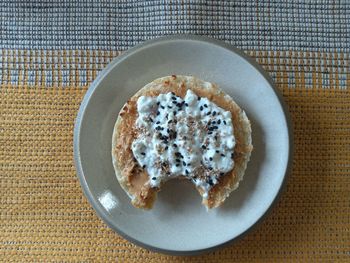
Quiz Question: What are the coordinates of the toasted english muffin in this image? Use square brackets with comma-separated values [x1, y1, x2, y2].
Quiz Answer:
[112, 75, 252, 209]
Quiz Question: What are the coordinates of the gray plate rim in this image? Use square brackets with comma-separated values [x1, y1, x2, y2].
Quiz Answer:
[73, 34, 294, 256]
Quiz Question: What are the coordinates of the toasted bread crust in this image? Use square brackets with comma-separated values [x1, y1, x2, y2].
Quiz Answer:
[112, 75, 252, 209]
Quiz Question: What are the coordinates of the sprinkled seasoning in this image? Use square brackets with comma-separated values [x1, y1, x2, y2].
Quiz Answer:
[131, 89, 236, 196]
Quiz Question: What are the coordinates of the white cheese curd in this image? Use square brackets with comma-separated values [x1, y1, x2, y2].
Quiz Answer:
[131, 89, 236, 198]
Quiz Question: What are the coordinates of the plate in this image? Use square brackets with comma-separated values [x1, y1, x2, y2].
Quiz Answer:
[74, 35, 292, 255]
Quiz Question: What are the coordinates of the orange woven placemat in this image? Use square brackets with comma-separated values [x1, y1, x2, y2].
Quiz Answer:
[0, 49, 349, 262]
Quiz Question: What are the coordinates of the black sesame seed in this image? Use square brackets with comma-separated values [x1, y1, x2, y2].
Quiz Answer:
[155, 126, 161, 131]
[165, 146, 168, 150]
[185, 170, 189, 175]
[220, 172, 225, 176]
[212, 111, 217, 116]
[221, 154, 225, 157]
[208, 179, 214, 186]
[216, 150, 220, 153]
[156, 111, 160, 115]
[160, 105, 165, 109]
[217, 120, 221, 124]
[231, 153, 234, 158]
[172, 96, 177, 100]
[167, 128, 170, 133]
[157, 102, 160, 105]
[167, 106, 172, 109]
[200, 106, 203, 111]
[183, 135, 186, 139]
[173, 143, 177, 147]
[176, 158, 180, 162]
[172, 100, 177, 104]
[143, 165, 146, 168]
[209, 157, 213, 161]
[206, 111, 211, 116]
[173, 111, 177, 115]
[176, 164, 180, 167]
[182, 161, 186, 166]
[171, 92, 175, 95]
[197, 96, 201, 101]
[156, 121, 160, 124]
[208, 167, 213, 170]
[208, 132, 213, 135]
[185, 103, 188, 107]
[175, 152, 181, 157]
[166, 114, 169, 119]
[168, 119, 173, 124]
[152, 177, 156, 180]
[213, 126, 218, 130]
[223, 120, 227, 125]
[202, 145, 206, 150]
[141, 152, 146, 156]
[212, 121, 216, 125]
[149, 117, 153, 122]
[204, 104, 208, 108]
[176, 103, 181, 107]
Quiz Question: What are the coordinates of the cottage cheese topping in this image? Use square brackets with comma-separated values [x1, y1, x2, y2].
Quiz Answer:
[131, 89, 236, 198]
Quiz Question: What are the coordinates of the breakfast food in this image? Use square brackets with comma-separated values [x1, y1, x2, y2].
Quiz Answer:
[112, 75, 252, 209]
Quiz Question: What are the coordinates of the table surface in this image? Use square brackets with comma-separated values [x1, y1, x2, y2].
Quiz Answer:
[1, 1, 349, 262]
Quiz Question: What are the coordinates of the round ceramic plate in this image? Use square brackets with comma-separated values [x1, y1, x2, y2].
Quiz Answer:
[74, 35, 292, 255]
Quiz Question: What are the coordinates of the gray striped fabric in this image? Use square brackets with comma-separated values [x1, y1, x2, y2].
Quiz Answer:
[1, 0, 349, 52]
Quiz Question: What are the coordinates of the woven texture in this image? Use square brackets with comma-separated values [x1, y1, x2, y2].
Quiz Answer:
[1, 1, 350, 262]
